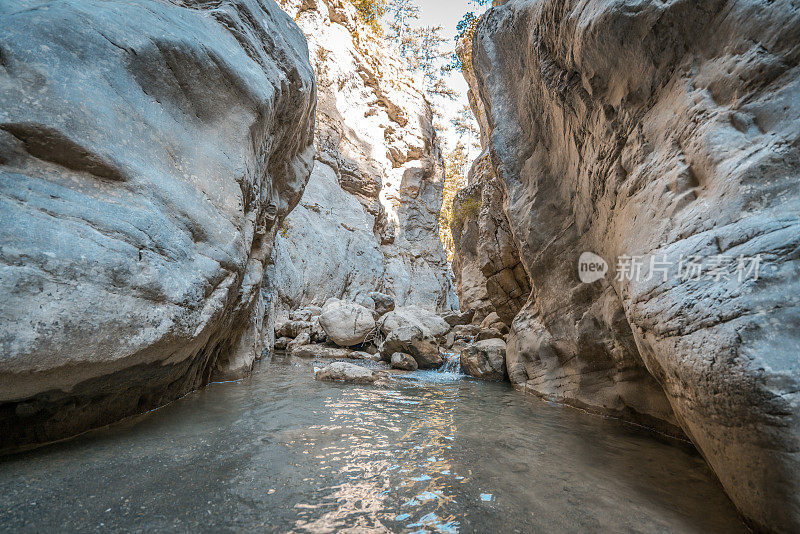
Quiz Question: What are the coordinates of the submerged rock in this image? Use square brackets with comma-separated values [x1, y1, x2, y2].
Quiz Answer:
[314, 362, 384, 384]
[291, 344, 352, 360]
[460, 339, 507, 381]
[0, 0, 316, 450]
[318, 300, 376, 347]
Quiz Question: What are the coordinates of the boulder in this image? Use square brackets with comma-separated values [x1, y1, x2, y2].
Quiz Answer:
[289, 306, 322, 321]
[274, 337, 292, 351]
[369, 291, 395, 316]
[380, 325, 442, 369]
[460, 339, 507, 381]
[379, 305, 450, 341]
[477, 328, 504, 342]
[291, 344, 352, 360]
[286, 332, 311, 354]
[275, 319, 314, 339]
[314, 362, 384, 384]
[390, 352, 418, 371]
[0, 0, 316, 450]
[318, 300, 376, 347]
[442, 309, 475, 328]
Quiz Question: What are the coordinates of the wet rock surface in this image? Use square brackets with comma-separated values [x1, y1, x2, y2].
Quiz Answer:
[314, 361, 384, 384]
[460, 339, 507, 381]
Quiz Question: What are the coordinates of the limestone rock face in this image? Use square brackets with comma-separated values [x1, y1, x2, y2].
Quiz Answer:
[318, 299, 376, 347]
[451, 156, 531, 326]
[0, 0, 316, 450]
[270, 0, 457, 314]
[467, 0, 800, 530]
[450, 32, 531, 327]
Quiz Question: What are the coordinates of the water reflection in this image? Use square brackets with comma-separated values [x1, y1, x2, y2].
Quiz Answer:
[0, 357, 746, 533]
[290, 383, 464, 533]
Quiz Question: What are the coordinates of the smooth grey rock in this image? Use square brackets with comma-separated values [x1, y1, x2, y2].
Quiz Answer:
[291, 344, 351, 360]
[467, 0, 800, 529]
[379, 305, 450, 341]
[318, 300, 376, 347]
[0, 0, 316, 451]
[314, 362, 382, 384]
[460, 339, 507, 381]
[390, 352, 418, 371]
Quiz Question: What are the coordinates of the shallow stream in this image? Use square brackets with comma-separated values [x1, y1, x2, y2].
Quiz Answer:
[0, 354, 746, 532]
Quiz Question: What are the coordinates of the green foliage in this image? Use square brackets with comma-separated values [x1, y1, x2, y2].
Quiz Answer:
[452, 197, 481, 229]
[278, 219, 291, 238]
[438, 142, 470, 261]
[385, 0, 420, 58]
[350, 0, 387, 35]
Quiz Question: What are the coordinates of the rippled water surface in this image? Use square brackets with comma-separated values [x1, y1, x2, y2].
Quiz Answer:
[0, 355, 745, 533]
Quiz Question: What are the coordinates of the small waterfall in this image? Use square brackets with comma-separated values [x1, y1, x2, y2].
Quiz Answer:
[438, 351, 462, 377]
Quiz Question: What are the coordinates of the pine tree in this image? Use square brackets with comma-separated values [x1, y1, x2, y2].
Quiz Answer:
[385, 0, 420, 58]
[438, 142, 470, 262]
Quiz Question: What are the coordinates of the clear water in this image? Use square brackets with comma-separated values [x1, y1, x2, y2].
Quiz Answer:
[0, 355, 746, 533]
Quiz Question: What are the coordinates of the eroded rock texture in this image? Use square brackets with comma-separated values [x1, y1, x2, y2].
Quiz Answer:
[451, 33, 530, 326]
[0, 0, 316, 450]
[270, 0, 457, 315]
[466, 0, 800, 530]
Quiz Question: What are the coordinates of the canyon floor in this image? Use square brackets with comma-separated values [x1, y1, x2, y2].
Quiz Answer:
[0, 354, 745, 533]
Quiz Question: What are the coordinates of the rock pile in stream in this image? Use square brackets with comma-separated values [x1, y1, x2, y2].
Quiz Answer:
[456, 0, 800, 530]
[0, 0, 316, 451]
[274, 298, 508, 380]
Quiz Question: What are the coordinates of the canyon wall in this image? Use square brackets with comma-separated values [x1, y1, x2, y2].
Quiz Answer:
[270, 0, 457, 315]
[461, 0, 800, 531]
[450, 33, 531, 326]
[0, 0, 316, 450]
